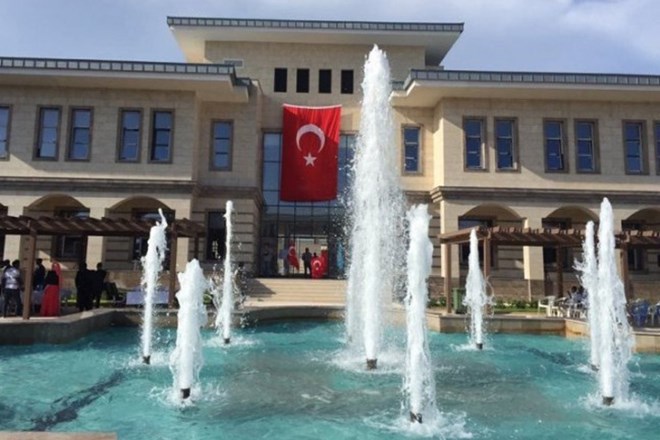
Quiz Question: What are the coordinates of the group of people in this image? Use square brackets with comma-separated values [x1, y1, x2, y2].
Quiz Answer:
[1, 258, 62, 317]
[260, 243, 328, 278]
[0, 258, 109, 318]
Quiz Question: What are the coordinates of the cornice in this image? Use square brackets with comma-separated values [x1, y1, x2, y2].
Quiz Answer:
[430, 186, 660, 205]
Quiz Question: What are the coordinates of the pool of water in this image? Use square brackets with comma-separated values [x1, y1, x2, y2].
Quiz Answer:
[1, 322, 659, 439]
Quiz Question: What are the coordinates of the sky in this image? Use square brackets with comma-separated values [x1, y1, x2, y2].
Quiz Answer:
[1, 0, 660, 74]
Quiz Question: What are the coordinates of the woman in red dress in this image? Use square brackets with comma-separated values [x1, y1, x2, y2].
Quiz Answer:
[40, 270, 60, 317]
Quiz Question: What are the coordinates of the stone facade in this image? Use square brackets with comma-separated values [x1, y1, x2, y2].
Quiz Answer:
[0, 17, 658, 299]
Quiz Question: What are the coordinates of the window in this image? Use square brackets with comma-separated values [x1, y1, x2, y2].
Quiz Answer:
[274, 68, 287, 93]
[0, 106, 9, 159]
[53, 208, 90, 261]
[211, 121, 233, 170]
[656, 122, 660, 175]
[118, 110, 141, 162]
[403, 126, 421, 173]
[542, 218, 572, 270]
[495, 118, 517, 170]
[623, 121, 645, 174]
[319, 69, 332, 94]
[150, 110, 173, 162]
[622, 221, 645, 271]
[296, 68, 309, 93]
[464, 118, 485, 170]
[341, 70, 354, 94]
[544, 120, 566, 172]
[35, 107, 61, 159]
[206, 211, 227, 260]
[575, 120, 598, 172]
[67, 108, 92, 161]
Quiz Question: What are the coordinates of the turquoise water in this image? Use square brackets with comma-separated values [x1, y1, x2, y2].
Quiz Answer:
[1, 322, 659, 439]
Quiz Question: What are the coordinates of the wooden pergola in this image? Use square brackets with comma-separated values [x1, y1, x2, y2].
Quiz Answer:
[439, 226, 660, 313]
[0, 214, 205, 319]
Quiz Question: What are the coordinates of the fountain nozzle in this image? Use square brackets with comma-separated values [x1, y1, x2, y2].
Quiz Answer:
[142, 355, 151, 365]
[602, 396, 614, 406]
[590, 364, 599, 372]
[366, 359, 377, 370]
[476, 343, 483, 350]
[409, 412, 423, 424]
[181, 388, 191, 399]
[223, 337, 231, 345]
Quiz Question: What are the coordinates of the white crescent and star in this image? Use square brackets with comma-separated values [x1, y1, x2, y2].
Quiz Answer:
[296, 124, 325, 166]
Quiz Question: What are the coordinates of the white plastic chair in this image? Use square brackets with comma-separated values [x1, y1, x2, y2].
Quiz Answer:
[538, 295, 556, 316]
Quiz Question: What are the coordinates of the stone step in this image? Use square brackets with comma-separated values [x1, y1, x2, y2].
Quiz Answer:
[246, 278, 347, 304]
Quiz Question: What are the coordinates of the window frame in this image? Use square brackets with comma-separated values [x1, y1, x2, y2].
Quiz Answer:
[494, 117, 519, 172]
[209, 119, 234, 171]
[205, 210, 227, 261]
[402, 125, 423, 175]
[148, 109, 174, 164]
[463, 116, 487, 171]
[274, 67, 287, 93]
[543, 118, 568, 173]
[622, 120, 648, 175]
[52, 207, 90, 262]
[34, 106, 62, 161]
[318, 69, 332, 94]
[574, 119, 600, 174]
[655, 121, 660, 176]
[117, 108, 143, 163]
[66, 107, 93, 162]
[340, 69, 354, 94]
[0, 104, 11, 161]
[296, 68, 310, 93]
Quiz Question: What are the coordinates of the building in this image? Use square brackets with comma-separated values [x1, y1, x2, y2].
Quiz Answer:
[0, 17, 658, 298]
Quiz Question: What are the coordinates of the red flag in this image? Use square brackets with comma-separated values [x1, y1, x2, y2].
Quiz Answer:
[280, 104, 341, 201]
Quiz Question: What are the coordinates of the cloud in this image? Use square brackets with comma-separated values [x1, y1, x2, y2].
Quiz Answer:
[1, 0, 659, 73]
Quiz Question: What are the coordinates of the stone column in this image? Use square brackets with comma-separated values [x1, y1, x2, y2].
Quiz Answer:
[85, 206, 107, 267]
[523, 217, 545, 301]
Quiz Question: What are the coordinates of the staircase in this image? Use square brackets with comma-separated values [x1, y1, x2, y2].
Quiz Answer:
[245, 278, 346, 307]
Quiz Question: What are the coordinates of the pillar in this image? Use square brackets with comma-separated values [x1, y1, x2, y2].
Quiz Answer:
[523, 217, 545, 301]
[85, 206, 106, 267]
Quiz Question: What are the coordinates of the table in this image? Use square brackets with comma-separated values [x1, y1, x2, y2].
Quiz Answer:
[126, 287, 169, 306]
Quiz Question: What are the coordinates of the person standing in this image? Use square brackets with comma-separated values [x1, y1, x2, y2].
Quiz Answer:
[92, 262, 107, 308]
[302, 248, 312, 277]
[75, 262, 94, 311]
[33, 258, 46, 292]
[2, 260, 23, 317]
[40, 270, 61, 317]
[261, 244, 273, 277]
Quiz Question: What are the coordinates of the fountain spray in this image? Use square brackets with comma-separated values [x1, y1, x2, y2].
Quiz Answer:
[404, 205, 438, 424]
[596, 198, 634, 406]
[575, 221, 600, 371]
[464, 229, 491, 350]
[345, 45, 405, 370]
[139, 209, 168, 365]
[169, 259, 208, 400]
[214, 201, 234, 344]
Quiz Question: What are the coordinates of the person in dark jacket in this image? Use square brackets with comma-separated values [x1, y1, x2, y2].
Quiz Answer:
[33, 258, 46, 292]
[92, 262, 107, 308]
[75, 262, 94, 311]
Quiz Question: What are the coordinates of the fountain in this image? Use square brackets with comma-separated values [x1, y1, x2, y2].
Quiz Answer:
[403, 204, 438, 424]
[576, 221, 600, 371]
[594, 198, 634, 406]
[345, 45, 405, 369]
[213, 200, 234, 345]
[139, 208, 168, 365]
[169, 259, 208, 400]
[463, 228, 491, 350]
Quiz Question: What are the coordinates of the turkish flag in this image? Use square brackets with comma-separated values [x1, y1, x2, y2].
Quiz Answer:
[280, 104, 341, 201]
